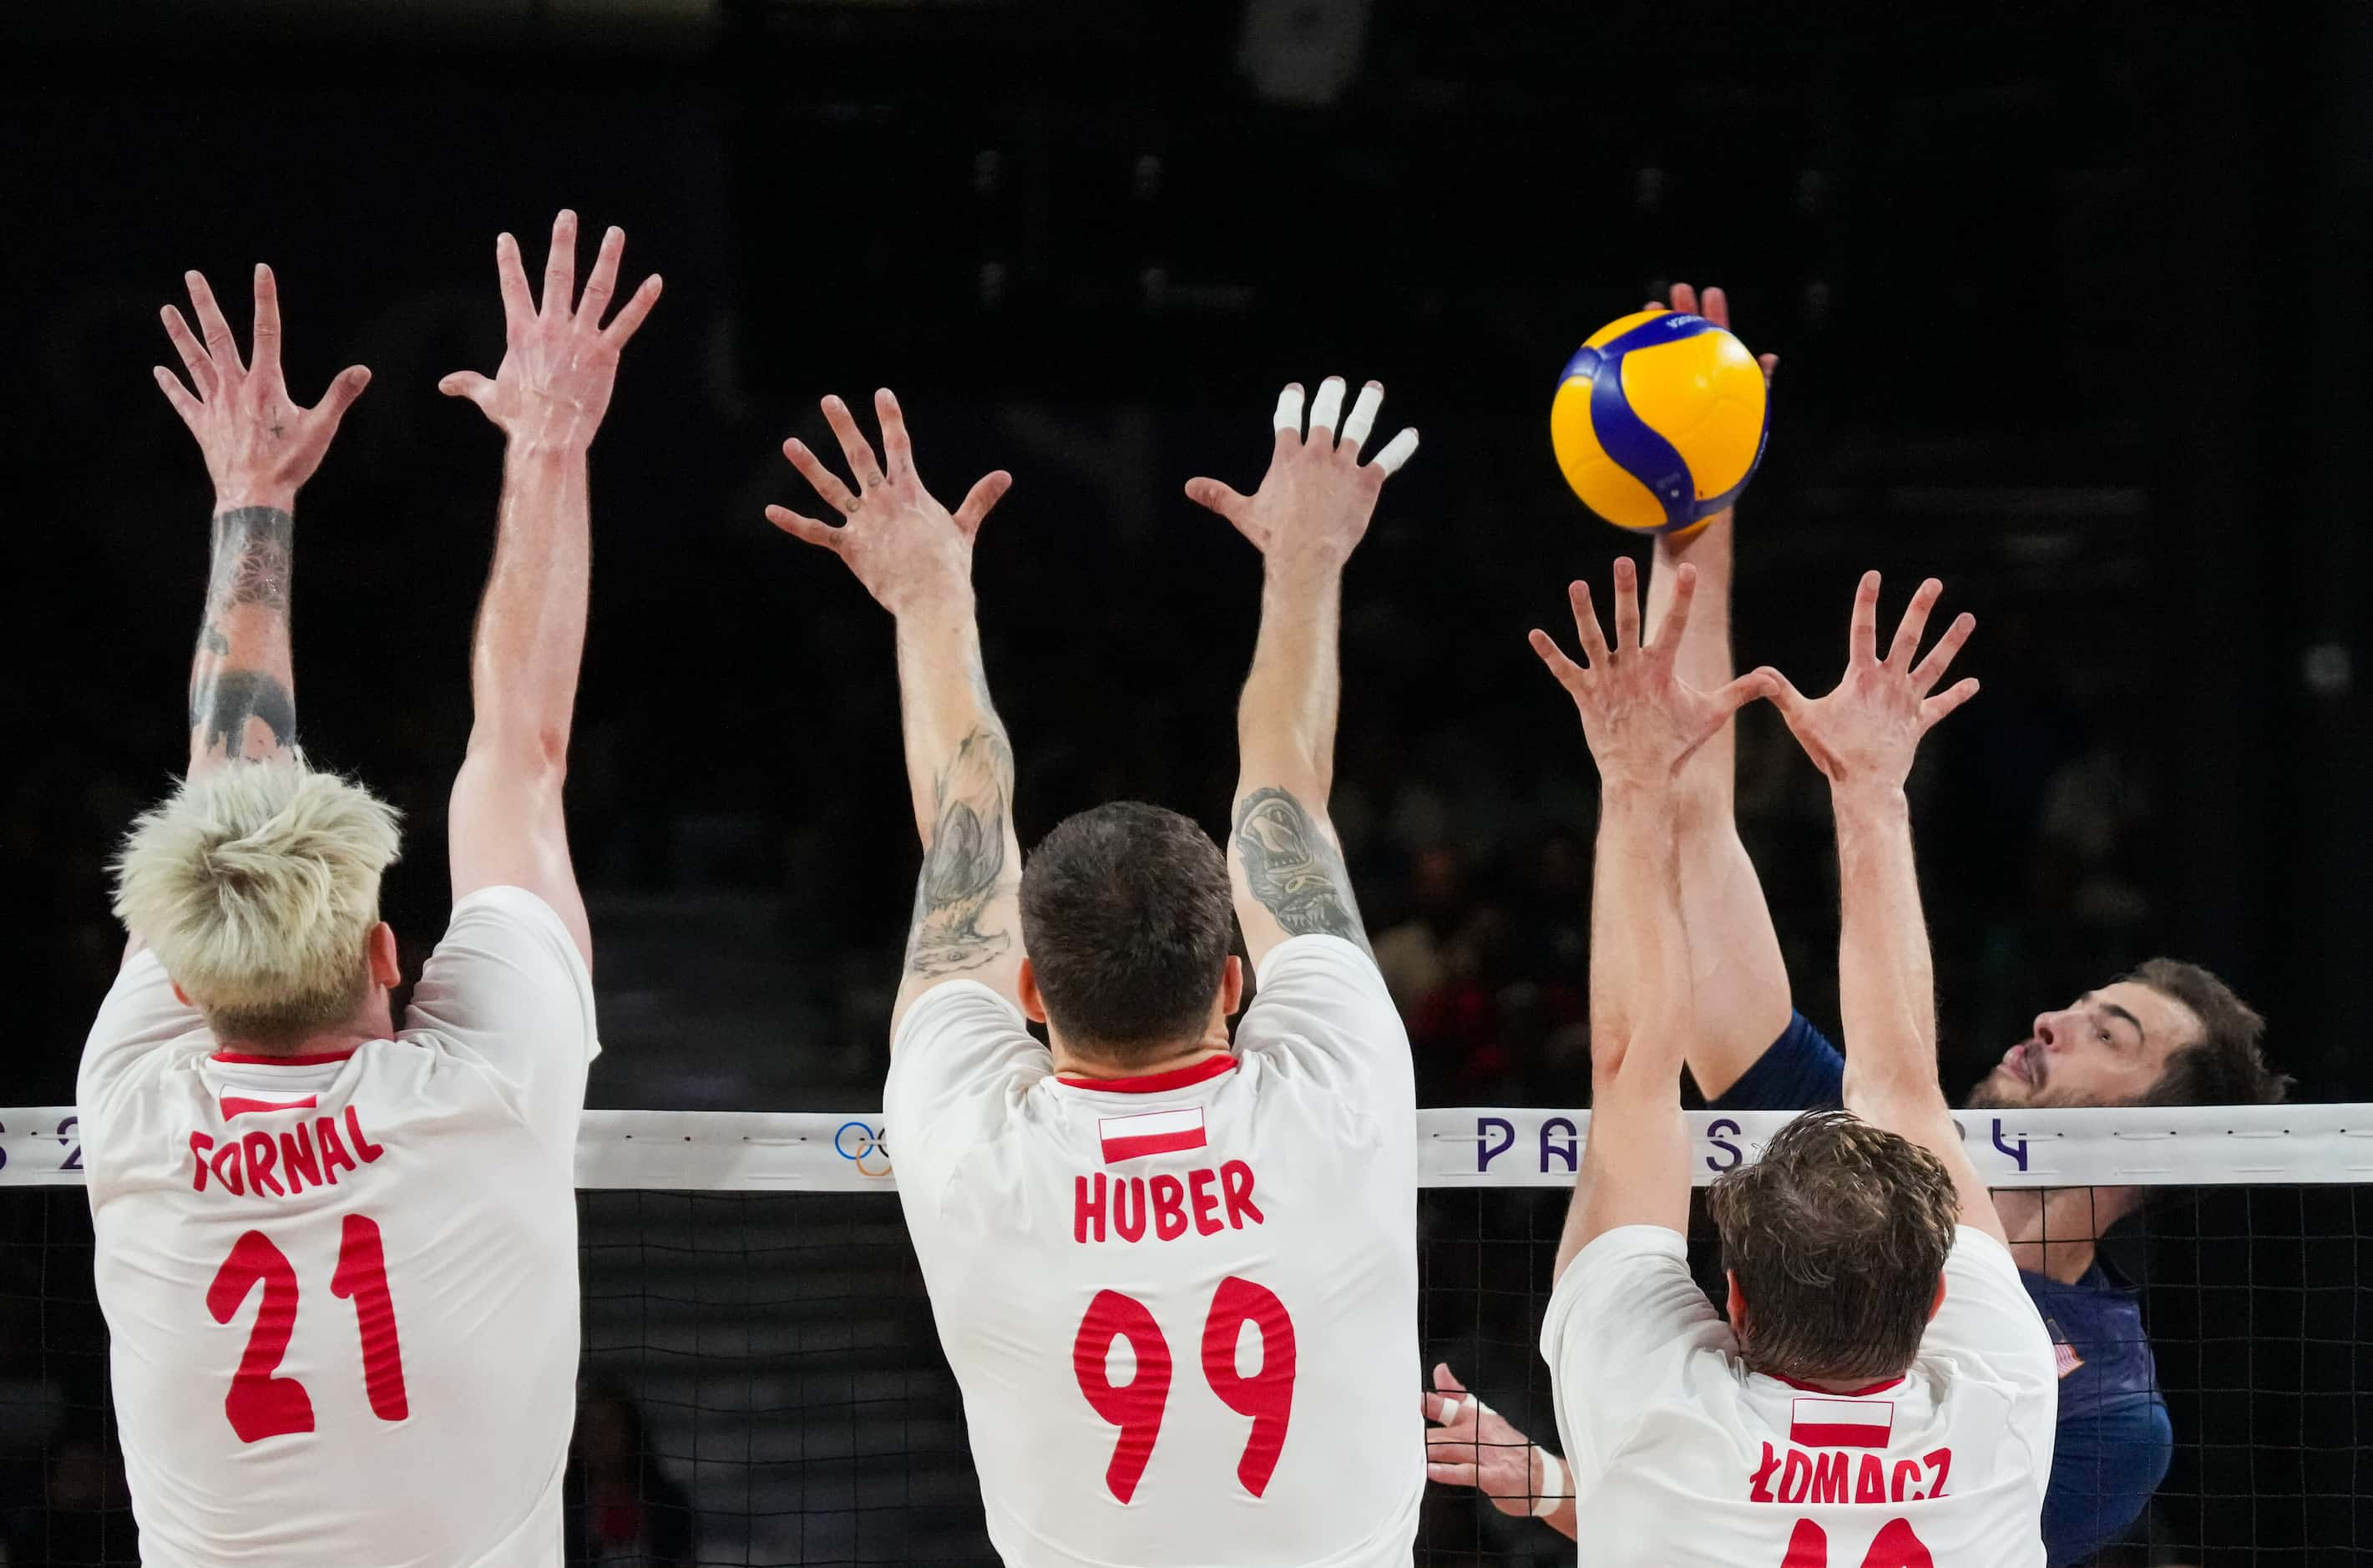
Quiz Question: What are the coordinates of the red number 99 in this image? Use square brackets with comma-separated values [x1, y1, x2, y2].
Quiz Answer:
[1072, 1276, 1298, 1504]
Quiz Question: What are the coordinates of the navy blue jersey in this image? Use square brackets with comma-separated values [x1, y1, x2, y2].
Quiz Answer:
[1708, 1016, 2172, 1566]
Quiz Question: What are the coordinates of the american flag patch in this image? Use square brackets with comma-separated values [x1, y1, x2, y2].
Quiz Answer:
[1098, 1106, 1207, 1164]
[222, 1094, 318, 1120]
[1789, 1397, 1895, 1449]
[2053, 1341, 2084, 1378]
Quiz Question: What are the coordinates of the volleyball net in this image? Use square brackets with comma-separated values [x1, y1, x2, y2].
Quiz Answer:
[3, 1105, 2366, 1564]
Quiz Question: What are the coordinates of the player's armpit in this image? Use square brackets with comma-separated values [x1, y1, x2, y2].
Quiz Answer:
[448, 746, 592, 969]
[1228, 785, 1371, 968]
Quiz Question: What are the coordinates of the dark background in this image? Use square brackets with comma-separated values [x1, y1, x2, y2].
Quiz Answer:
[3, 1, 2368, 1563]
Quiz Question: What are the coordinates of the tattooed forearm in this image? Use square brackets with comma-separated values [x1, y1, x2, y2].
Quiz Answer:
[205, 506, 295, 611]
[1232, 786, 1372, 953]
[187, 504, 296, 765]
[190, 669, 296, 761]
[903, 725, 1017, 977]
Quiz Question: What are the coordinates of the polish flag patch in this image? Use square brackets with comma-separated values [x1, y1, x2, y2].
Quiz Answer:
[222, 1094, 318, 1121]
[1098, 1106, 1207, 1164]
[1789, 1397, 1895, 1449]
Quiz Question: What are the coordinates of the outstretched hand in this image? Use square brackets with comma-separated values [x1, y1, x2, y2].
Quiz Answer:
[154, 265, 370, 506]
[1756, 572, 1979, 790]
[1646, 281, 1778, 386]
[440, 210, 662, 450]
[1185, 376, 1418, 574]
[767, 388, 1013, 616]
[1530, 557, 1771, 788]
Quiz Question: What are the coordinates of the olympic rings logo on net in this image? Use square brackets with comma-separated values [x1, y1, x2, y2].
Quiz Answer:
[833, 1121, 893, 1178]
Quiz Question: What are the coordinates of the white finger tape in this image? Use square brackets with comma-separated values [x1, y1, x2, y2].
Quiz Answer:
[1441, 1396, 1467, 1424]
[1272, 383, 1305, 434]
[1340, 381, 1383, 453]
[1308, 376, 1347, 434]
[1371, 426, 1419, 475]
[1533, 1451, 1569, 1518]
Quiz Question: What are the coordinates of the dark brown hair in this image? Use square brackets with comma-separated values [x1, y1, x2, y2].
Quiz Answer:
[1019, 802, 1234, 1062]
[2124, 958, 2289, 1107]
[1706, 1109, 1961, 1384]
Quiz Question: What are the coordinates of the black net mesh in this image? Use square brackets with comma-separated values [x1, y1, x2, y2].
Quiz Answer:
[3, 1168, 2365, 1564]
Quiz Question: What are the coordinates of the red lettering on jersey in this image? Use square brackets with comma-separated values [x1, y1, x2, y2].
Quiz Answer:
[1780, 1518, 1828, 1568]
[1890, 1459, 1923, 1501]
[1749, 1441, 1780, 1501]
[210, 1136, 247, 1196]
[1778, 1448, 1811, 1505]
[1855, 1453, 1886, 1503]
[1188, 1168, 1223, 1236]
[1151, 1175, 1187, 1241]
[1219, 1160, 1262, 1227]
[1811, 1450, 1849, 1504]
[1864, 1517, 1936, 1568]
[1114, 1176, 1148, 1242]
[1920, 1448, 1951, 1500]
[1075, 1174, 1107, 1242]
[345, 1105, 385, 1163]
[316, 1116, 357, 1180]
[190, 1131, 215, 1192]
[281, 1124, 321, 1194]
[241, 1131, 285, 1196]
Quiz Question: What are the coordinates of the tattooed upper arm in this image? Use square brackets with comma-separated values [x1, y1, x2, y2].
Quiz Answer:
[1232, 786, 1372, 959]
[901, 724, 1020, 984]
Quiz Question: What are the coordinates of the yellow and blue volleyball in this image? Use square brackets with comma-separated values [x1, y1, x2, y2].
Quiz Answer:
[1549, 308, 1769, 534]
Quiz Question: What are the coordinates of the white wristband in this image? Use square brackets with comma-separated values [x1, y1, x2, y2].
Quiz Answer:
[1533, 1450, 1568, 1518]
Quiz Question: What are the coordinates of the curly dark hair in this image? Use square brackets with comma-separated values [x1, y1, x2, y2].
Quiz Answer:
[2123, 958, 2290, 1106]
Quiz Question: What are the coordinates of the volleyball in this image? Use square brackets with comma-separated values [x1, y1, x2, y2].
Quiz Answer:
[1549, 308, 1769, 534]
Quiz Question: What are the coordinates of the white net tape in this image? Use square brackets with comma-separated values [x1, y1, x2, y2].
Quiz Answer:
[4, 1102, 2366, 1191]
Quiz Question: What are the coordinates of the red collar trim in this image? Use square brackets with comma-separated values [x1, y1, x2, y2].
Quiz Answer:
[212, 1049, 360, 1067]
[1768, 1371, 1907, 1398]
[1055, 1055, 1239, 1094]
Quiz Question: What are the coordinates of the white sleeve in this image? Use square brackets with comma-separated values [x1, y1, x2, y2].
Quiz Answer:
[1232, 934, 1413, 1110]
[78, 948, 210, 1114]
[883, 981, 1050, 1200]
[399, 886, 598, 1141]
[1923, 1226, 2061, 1408]
[1540, 1224, 1727, 1491]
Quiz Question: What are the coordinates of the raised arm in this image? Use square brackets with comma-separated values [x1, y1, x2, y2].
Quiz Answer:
[153, 265, 370, 778]
[769, 389, 1020, 1034]
[1185, 377, 1417, 968]
[1530, 559, 1769, 1279]
[438, 211, 663, 968]
[1638, 283, 1794, 1100]
[1758, 573, 1998, 1238]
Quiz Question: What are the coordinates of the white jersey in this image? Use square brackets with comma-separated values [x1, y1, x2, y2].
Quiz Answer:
[78, 887, 597, 1568]
[885, 933, 1421, 1568]
[1541, 1225, 2059, 1568]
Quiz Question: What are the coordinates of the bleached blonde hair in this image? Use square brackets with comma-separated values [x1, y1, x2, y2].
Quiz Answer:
[113, 753, 402, 1045]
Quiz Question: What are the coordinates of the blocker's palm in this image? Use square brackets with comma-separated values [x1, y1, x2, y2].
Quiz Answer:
[767, 388, 1013, 615]
[1184, 376, 1418, 572]
[441, 210, 662, 450]
[1530, 556, 1770, 787]
[154, 265, 370, 504]
[1757, 572, 1979, 789]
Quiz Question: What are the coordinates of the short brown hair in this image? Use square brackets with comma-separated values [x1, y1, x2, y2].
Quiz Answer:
[1019, 802, 1233, 1062]
[2124, 958, 2290, 1107]
[1706, 1110, 1961, 1384]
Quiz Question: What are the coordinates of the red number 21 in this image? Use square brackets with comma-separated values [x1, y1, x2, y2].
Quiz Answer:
[207, 1215, 410, 1442]
[1073, 1275, 1296, 1503]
